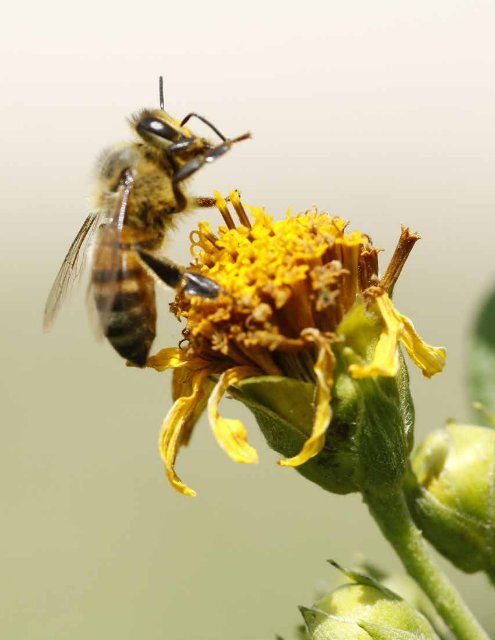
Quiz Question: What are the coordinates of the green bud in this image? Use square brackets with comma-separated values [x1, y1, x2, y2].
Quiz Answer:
[350, 561, 448, 638]
[299, 563, 439, 640]
[407, 422, 495, 578]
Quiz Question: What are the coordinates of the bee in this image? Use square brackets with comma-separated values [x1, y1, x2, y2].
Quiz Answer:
[44, 78, 250, 366]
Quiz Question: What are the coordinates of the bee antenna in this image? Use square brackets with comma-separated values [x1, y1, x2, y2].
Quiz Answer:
[180, 112, 227, 141]
[159, 76, 165, 111]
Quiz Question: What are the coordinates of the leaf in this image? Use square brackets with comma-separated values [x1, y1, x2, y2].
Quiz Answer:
[469, 287, 495, 425]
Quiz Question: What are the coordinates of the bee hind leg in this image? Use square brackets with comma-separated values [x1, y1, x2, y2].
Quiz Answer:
[136, 250, 222, 298]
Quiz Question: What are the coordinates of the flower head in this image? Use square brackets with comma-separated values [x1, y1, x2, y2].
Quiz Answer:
[149, 191, 446, 495]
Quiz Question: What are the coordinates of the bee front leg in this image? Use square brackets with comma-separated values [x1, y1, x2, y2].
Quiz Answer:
[136, 250, 222, 298]
[172, 141, 232, 184]
[193, 192, 240, 208]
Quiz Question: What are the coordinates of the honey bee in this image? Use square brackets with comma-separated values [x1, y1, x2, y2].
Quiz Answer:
[44, 78, 250, 366]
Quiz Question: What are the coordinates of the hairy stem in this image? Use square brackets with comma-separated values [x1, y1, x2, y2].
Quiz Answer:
[364, 489, 489, 640]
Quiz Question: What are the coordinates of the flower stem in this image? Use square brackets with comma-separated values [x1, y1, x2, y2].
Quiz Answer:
[363, 489, 489, 640]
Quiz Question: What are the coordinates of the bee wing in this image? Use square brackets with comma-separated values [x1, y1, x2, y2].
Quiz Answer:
[43, 213, 100, 331]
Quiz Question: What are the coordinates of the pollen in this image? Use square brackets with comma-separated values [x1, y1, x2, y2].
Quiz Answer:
[179, 193, 377, 376]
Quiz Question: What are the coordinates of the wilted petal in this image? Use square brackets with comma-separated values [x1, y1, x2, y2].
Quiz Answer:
[208, 366, 261, 463]
[147, 347, 188, 371]
[350, 293, 445, 380]
[159, 369, 212, 496]
[349, 294, 401, 379]
[279, 329, 335, 467]
[399, 313, 446, 378]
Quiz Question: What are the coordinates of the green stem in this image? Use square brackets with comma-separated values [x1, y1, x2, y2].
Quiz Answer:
[363, 489, 489, 640]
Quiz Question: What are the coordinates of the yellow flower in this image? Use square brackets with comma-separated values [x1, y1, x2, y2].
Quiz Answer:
[148, 191, 446, 495]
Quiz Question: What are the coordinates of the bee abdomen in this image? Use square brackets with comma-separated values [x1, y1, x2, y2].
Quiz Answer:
[105, 308, 155, 366]
[92, 267, 142, 283]
[92, 253, 157, 367]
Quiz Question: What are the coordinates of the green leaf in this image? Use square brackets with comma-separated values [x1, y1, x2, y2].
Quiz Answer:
[469, 287, 495, 425]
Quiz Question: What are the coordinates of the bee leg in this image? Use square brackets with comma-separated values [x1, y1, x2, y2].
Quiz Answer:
[136, 250, 222, 298]
[172, 141, 233, 184]
[165, 140, 200, 213]
[182, 271, 222, 298]
[193, 196, 217, 208]
[193, 191, 240, 208]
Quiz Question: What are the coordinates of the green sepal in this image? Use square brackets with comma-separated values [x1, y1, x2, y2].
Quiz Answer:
[232, 350, 415, 496]
[300, 607, 371, 639]
[231, 375, 359, 494]
[356, 621, 433, 640]
[327, 560, 400, 601]
[339, 360, 414, 496]
[469, 287, 495, 425]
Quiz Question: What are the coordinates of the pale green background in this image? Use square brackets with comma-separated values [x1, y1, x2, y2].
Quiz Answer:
[2, 1, 495, 638]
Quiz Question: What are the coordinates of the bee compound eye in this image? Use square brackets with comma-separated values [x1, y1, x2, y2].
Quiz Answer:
[137, 117, 181, 143]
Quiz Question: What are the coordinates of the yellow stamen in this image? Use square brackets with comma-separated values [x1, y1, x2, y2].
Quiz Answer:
[214, 191, 236, 229]
[229, 189, 252, 228]
[208, 366, 262, 464]
[279, 329, 336, 467]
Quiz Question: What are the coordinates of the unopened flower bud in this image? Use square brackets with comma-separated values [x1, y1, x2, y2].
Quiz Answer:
[350, 561, 448, 637]
[407, 422, 495, 578]
[299, 562, 439, 639]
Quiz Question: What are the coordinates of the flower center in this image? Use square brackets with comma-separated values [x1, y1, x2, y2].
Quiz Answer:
[173, 191, 380, 380]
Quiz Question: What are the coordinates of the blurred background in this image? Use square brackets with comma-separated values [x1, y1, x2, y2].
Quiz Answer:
[2, 1, 495, 638]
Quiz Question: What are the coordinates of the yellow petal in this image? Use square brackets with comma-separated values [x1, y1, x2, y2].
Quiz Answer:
[172, 367, 216, 445]
[279, 329, 335, 467]
[398, 312, 446, 378]
[349, 294, 402, 378]
[207, 367, 261, 464]
[146, 347, 188, 371]
[350, 292, 446, 379]
[159, 369, 211, 496]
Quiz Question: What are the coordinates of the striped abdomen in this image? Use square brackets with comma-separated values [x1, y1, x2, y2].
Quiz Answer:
[92, 247, 156, 367]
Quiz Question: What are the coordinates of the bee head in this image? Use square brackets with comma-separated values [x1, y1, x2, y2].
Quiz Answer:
[130, 109, 203, 150]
